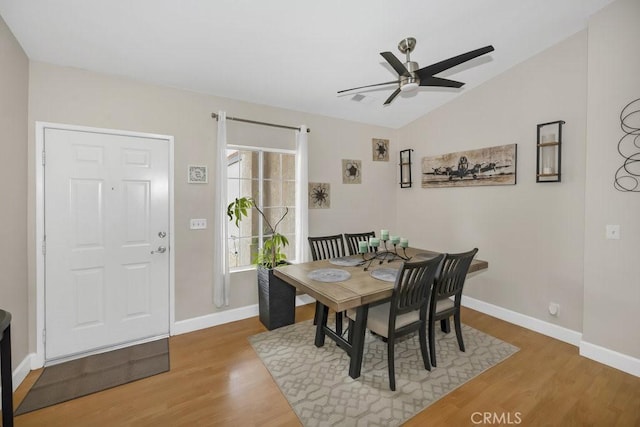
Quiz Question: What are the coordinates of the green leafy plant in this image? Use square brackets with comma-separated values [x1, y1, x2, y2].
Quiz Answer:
[227, 196, 289, 269]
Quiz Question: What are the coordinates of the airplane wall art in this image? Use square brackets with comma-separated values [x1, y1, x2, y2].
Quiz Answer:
[422, 143, 517, 188]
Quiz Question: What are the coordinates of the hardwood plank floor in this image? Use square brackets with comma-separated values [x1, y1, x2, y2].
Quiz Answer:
[8, 305, 640, 426]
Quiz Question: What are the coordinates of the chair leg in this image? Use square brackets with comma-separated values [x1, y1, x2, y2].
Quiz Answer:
[440, 318, 451, 333]
[419, 323, 431, 371]
[335, 311, 343, 336]
[388, 338, 396, 391]
[454, 312, 465, 352]
[347, 318, 354, 343]
[428, 319, 437, 367]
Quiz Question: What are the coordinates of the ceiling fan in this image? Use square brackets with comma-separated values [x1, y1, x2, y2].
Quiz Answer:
[338, 37, 494, 105]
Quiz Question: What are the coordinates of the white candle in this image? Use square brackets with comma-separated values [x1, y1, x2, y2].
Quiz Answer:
[542, 146, 556, 174]
[402, 165, 410, 183]
[399, 238, 408, 248]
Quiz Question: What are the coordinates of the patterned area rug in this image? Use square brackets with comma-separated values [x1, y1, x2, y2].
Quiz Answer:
[249, 320, 518, 427]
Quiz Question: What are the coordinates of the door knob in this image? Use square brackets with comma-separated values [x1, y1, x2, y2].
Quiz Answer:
[151, 246, 167, 254]
[158, 231, 167, 238]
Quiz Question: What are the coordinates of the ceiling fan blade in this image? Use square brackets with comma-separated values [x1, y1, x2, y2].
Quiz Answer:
[419, 76, 465, 88]
[380, 52, 410, 77]
[337, 80, 399, 94]
[383, 88, 401, 105]
[416, 45, 495, 79]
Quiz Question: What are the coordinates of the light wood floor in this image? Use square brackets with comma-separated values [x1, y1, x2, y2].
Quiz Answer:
[7, 305, 640, 426]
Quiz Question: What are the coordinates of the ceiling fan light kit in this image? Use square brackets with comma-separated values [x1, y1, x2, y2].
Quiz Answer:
[400, 82, 419, 92]
[338, 37, 495, 105]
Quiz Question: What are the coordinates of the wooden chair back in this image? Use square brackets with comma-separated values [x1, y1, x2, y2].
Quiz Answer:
[431, 248, 478, 302]
[391, 255, 444, 319]
[343, 231, 376, 255]
[308, 234, 346, 261]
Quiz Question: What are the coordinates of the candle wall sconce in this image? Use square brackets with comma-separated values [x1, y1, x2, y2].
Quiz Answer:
[536, 120, 564, 183]
[400, 149, 414, 188]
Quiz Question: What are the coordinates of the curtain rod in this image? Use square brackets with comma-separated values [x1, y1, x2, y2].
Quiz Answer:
[211, 113, 310, 133]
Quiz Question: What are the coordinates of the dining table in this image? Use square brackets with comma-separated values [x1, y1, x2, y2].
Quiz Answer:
[273, 247, 488, 379]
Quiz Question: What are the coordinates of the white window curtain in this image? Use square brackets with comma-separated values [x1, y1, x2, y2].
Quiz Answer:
[213, 111, 230, 307]
[295, 126, 309, 263]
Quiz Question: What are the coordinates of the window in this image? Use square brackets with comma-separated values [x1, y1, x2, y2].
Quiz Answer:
[227, 147, 296, 269]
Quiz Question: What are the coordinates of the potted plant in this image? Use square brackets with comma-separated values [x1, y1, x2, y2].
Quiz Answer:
[227, 196, 295, 330]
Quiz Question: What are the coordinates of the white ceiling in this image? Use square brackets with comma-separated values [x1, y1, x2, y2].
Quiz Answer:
[0, 0, 613, 129]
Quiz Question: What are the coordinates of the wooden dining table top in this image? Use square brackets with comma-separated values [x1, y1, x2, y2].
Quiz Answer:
[274, 247, 488, 313]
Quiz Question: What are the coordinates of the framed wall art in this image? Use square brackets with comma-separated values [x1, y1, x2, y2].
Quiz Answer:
[309, 182, 330, 208]
[421, 144, 517, 188]
[188, 165, 208, 183]
[342, 159, 362, 184]
[372, 138, 390, 161]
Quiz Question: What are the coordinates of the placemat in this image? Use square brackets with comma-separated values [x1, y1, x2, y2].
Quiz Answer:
[370, 268, 398, 282]
[307, 268, 351, 282]
[328, 256, 363, 267]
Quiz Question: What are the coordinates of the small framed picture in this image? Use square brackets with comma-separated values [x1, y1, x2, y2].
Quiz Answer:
[309, 182, 330, 209]
[188, 165, 208, 183]
[372, 138, 390, 161]
[342, 159, 362, 184]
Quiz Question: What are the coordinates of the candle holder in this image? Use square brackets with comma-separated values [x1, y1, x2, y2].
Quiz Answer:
[360, 239, 411, 271]
[536, 120, 564, 183]
[399, 149, 414, 188]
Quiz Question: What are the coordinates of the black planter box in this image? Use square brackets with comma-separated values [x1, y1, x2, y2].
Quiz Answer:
[257, 265, 296, 330]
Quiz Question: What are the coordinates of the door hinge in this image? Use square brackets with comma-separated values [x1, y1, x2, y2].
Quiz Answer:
[42, 238, 46, 255]
[42, 151, 46, 166]
[42, 329, 46, 344]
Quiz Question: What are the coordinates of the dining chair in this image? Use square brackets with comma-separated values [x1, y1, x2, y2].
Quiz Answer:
[346, 255, 444, 391]
[308, 234, 347, 334]
[343, 231, 376, 256]
[427, 248, 478, 367]
[308, 234, 346, 261]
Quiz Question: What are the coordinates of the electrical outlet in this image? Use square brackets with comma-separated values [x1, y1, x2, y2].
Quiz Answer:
[548, 302, 560, 317]
[190, 218, 207, 230]
[605, 224, 620, 240]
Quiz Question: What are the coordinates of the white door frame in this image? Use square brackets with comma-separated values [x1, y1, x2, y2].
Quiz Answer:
[34, 121, 176, 368]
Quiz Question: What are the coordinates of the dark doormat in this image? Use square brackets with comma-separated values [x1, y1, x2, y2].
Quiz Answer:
[16, 338, 170, 415]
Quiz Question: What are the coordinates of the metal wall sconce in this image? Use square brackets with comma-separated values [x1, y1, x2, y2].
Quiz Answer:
[536, 120, 565, 183]
[400, 149, 413, 188]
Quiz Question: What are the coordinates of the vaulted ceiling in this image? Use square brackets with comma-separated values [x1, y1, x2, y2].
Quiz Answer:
[0, 0, 613, 128]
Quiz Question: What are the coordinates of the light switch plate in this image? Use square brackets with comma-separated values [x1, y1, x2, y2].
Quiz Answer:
[605, 224, 620, 240]
[190, 218, 207, 230]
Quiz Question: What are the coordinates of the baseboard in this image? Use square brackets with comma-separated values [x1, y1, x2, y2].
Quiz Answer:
[461, 295, 582, 346]
[296, 294, 315, 306]
[13, 352, 32, 389]
[173, 295, 316, 336]
[580, 341, 640, 377]
[462, 296, 640, 377]
[173, 304, 259, 335]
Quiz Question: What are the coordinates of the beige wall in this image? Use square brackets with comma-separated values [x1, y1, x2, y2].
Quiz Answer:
[0, 16, 29, 368]
[5, 0, 637, 375]
[27, 62, 396, 340]
[583, 0, 640, 358]
[396, 31, 588, 332]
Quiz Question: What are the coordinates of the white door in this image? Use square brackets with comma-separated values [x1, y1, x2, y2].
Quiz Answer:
[44, 127, 170, 361]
